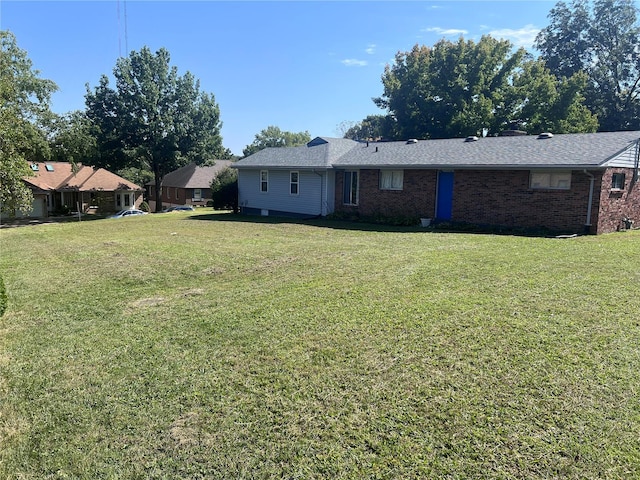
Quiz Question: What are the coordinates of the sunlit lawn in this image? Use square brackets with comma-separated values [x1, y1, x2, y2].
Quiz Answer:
[1, 211, 639, 479]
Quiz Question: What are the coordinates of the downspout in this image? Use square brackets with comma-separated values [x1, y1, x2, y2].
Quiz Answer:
[583, 169, 595, 234]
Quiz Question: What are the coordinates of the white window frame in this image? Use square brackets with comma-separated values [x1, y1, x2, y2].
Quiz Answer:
[611, 173, 625, 190]
[530, 171, 571, 190]
[260, 170, 269, 193]
[290, 171, 299, 195]
[380, 170, 404, 190]
[193, 188, 202, 201]
[343, 170, 359, 205]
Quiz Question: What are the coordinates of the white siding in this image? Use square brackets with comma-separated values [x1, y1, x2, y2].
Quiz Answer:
[606, 143, 639, 168]
[238, 169, 329, 216]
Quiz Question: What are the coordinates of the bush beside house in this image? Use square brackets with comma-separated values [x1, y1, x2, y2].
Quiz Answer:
[211, 167, 238, 213]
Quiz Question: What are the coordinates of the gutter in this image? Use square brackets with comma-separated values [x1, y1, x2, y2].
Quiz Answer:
[583, 169, 595, 231]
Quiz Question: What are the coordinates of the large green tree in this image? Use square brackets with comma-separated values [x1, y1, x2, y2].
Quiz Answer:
[0, 30, 57, 216]
[374, 36, 597, 139]
[505, 60, 598, 133]
[535, 0, 640, 131]
[85, 47, 229, 212]
[374, 37, 527, 139]
[242, 126, 311, 157]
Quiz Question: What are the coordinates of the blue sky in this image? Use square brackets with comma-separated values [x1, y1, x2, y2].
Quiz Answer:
[2, 1, 560, 155]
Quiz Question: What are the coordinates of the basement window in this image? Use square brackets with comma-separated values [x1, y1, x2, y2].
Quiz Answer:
[611, 173, 625, 190]
[530, 171, 571, 190]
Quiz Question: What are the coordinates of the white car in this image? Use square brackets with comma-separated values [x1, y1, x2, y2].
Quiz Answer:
[109, 209, 148, 219]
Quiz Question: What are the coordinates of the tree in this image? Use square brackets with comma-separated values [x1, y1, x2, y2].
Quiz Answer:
[210, 166, 238, 213]
[49, 110, 96, 164]
[374, 37, 528, 139]
[505, 60, 598, 133]
[342, 115, 397, 140]
[242, 126, 311, 157]
[0, 30, 57, 216]
[535, 0, 640, 130]
[374, 36, 597, 139]
[85, 47, 228, 212]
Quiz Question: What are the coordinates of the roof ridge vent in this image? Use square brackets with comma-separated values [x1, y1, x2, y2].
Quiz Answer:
[406, 138, 418, 144]
[537, 132, 554, 139]
[465, 136, 479, 142]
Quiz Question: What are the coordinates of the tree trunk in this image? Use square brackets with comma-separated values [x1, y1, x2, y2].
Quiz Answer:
[154, 167, 163, 213]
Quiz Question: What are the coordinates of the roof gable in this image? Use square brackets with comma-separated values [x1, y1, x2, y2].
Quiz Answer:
[160, 161, 234, 188]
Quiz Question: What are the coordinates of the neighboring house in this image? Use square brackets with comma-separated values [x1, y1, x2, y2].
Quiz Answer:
[146, 161, 233, 211]
[233, 132, 640, 234]
[8, 162, 144, 219]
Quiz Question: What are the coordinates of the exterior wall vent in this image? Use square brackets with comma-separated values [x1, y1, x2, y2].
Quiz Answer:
[465, 136, 479, 142]
[406, 139, 418, 144]
[537, 132, 554, 139]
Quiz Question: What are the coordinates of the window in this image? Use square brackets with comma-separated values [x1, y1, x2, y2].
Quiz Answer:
[30, 164, 39, 171]
[530, 171, 571, 190]
[193, 189, 202, 201]
[260, 170, 268, 193]
[380, 170, 403, 190]
[116, 194, 121, 207]
[175, 187, 179, 200]
[612, 173, 625, 190]
[343, 171, 358, 205]
[124, 193, 131, 207]
[45, 164, 54, 172]
[290, 171, 299, 195]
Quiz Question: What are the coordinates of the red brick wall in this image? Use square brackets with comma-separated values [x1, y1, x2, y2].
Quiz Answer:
[453, 170, 598, 233]
[335, 168, 619, 233]
[335, 169, 437, 219]
[596, 168, 640, 233]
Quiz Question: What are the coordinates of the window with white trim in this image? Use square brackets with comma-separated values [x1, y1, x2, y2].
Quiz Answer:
[530, 171, 571, 190]
[260, 170, 268, 193]
[290, 171, 299, 195]
[380, 170, 404, 190]
[611, 173, 625, 190]
[343, 171, 358, 205]
[193, 188, 202, 201]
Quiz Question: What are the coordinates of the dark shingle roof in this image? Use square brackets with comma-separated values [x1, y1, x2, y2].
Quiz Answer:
[233, 137, 359, 169]
[333, 131, 640, 169]
[234, 131, 640, 170]
[159, 161, 234, 188]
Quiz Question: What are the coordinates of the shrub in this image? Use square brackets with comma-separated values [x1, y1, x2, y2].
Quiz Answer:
[0, 275, 7, 318]
[139, 201, 150, 212]
[210, 167, 238, 213]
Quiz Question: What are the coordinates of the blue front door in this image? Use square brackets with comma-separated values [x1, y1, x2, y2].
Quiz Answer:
[436, 171, 454, 220]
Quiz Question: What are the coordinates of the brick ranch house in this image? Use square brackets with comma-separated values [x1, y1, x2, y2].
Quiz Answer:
[233, 131, 640, 234]
[146, 161, 233, 212]
[4, 162, 144, 219]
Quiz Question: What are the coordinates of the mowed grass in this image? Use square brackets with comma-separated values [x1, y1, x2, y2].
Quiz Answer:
[1, 211, 639, 479]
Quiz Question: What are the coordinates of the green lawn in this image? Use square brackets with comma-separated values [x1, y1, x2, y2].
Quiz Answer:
[1, 211, 639, 479]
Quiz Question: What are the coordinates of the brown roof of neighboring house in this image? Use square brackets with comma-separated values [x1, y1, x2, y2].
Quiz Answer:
[155, 161, 234, 188]
[24, 162, 143, 192]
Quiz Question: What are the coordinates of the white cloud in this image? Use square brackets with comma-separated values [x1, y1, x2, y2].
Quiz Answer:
[366, 44, 376, 55]
[488, 24, 540, 47]
[424, 27, 468, 36]
[341, 59, 368, 67]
